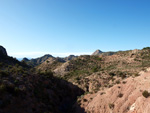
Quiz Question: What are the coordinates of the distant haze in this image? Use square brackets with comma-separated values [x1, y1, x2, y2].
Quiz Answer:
[9, 52, 92, 58]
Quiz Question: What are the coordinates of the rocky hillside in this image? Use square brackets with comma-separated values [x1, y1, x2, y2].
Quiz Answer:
[36, 47, 150, 94]
[78, 68, 150, 113]
[37, 57, 65, 72]
[0, 46, 84, 113]
[36, 55, 78, 72]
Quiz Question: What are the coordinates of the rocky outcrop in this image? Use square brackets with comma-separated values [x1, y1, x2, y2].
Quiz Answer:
[0, 45, 7, 56]
[92, 49, 116, 56]
[80, 70, 150, 113]
[54, 61, 71, 76]
[92, 49, 103, 56]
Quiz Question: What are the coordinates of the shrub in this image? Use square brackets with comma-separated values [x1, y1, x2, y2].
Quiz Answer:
[118, 93, 123, 98]
[135, 73, 139, 77]
[142, 90, 150, 98]
[83, 99, 88, 102]
[122, 81, 127, 84]
[39, 70, 53, 78]
[0, 70, 9, 78]
[75, 76, 80, 81]
[0, 84, 6, 92]
[116, 80, 120, 84]
[109, 103, 114, 109]
[92, 67, 99, 72]
[109, 72, 115, 77]
[97, 57, 102, 61]
[117, 71, 126, 79]
[143, 47, 150, 50]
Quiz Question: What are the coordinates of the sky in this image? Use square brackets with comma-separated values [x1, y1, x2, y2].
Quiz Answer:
[0, 0, 150, 58]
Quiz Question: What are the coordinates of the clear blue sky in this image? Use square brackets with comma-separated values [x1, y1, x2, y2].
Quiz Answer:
[0, 0, 150, 58]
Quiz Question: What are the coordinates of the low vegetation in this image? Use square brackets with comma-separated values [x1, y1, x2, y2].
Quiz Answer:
[142, 90, 150, 98]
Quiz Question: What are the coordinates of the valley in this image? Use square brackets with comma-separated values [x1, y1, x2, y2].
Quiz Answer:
[1, 45, 150, 113]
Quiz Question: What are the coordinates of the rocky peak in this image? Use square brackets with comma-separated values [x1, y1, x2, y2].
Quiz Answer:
[92, 49, 103, 56]
[0, 45, 7, 56]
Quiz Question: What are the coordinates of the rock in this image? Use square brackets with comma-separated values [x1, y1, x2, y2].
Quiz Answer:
[92, 49, 103, 56]
[92, 49, 115, 56]
[0, 46, 7, 56]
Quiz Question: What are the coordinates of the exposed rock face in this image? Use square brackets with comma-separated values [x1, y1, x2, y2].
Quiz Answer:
[92, 49, 103, 55]
[0, 45, 7, 56]
[54, 61, 70, 76]
[37, 57, 65, 71]
[37, 55, 78, 73]
[80, 70, 150, 113]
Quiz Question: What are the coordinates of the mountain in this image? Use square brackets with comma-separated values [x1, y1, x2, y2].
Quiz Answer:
[23, 54, 78, 67]
[92, 49, 116, 56]
[92, 49, 103, 55]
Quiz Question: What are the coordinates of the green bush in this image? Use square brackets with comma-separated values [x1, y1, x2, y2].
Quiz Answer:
[0, 70, 9, 78]
[39, 70, 53, 78]
[143, 47, 150, 50]
[109, 72, 115, 77]
[109, 103, 114, 109]
[118, 93, 123, 98]
[134, 73, 139, 77]
[116, 80, 120, 84]
[0, 84, 6, 93]
[142, 90, 150, 98]
[92, 67, 99, 72]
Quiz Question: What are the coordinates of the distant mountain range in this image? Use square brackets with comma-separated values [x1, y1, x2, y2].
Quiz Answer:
[21, 49, 117, 67]
[22, 54, 78, 66]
